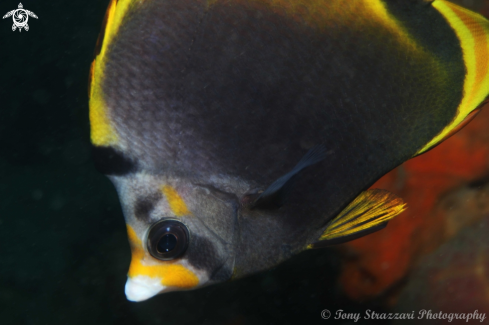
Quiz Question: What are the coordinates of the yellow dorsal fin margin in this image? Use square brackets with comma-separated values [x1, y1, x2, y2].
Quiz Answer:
[89, 0, 141, 146]
[417, 1, 489, 155]
[309, 189, 406, 248]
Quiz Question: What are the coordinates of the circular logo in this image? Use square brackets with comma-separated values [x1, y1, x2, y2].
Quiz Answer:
[321, 309, 331, 320]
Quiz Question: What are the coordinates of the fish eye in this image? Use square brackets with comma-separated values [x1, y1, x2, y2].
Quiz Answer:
[147, 220, 189, 260]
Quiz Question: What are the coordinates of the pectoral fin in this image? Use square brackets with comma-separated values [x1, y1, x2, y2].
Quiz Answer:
[249, 145, 327, 209]
[309, 189, 406, 248]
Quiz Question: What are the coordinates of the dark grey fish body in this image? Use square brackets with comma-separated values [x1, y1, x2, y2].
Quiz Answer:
[88, 0, 489, 301]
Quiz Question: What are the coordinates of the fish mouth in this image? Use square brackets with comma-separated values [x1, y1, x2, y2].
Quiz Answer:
[124, 276, 165, 302]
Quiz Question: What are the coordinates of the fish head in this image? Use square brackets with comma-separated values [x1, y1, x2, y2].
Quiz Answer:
[110, 173, 239, 302]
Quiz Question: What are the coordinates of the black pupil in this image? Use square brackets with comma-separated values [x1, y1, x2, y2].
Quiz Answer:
[157, 234, 177, 253]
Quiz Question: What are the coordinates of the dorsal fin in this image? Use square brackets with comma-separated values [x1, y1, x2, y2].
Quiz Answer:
[416, 1, 489, 155]
[249, 145, 327, 209]
[309, 189, 406, 247]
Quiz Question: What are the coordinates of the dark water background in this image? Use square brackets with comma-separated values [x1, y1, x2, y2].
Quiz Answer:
[0, 1, 485, 324]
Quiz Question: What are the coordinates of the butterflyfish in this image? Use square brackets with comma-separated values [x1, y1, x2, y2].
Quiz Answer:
[88, 0, 489, 301]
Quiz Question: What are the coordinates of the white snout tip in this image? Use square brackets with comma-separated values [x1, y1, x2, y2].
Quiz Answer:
[125, 276, 165, 302]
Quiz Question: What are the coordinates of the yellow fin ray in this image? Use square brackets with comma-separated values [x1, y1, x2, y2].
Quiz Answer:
[311, 189, 406, 247]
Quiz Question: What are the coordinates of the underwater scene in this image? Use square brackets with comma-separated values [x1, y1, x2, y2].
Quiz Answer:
[2, 0, 489, 324]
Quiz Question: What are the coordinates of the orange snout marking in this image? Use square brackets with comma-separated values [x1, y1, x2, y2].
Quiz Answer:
[125, 225, 199, 288]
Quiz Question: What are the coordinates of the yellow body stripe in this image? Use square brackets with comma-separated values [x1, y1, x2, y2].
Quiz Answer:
[418, 0, 489, 154]
[126, 225, 199, 288]
[89, 0, 142, 146]
[161, 185, 192, 216]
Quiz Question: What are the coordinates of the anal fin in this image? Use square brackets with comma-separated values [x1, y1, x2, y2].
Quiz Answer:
[309, 189, 406, 248]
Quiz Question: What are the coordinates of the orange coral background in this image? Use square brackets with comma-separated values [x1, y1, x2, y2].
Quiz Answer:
[339, 62, 489, 305]
[339, 1, 489, 301]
